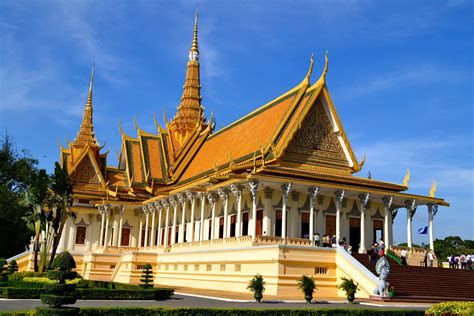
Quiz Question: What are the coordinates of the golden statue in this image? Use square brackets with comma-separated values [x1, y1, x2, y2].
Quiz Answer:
[429, 180, 437, 197]
[402, 169, 411, 187]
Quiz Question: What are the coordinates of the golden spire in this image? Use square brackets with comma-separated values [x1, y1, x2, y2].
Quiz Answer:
[402, 169, 411, 187]
[429, 179, 437, 197]
[170, 9, 206, 143]
[72, 65, 99, 148]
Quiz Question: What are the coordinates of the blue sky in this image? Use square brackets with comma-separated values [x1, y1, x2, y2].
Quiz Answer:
[1, 0, 472, 243]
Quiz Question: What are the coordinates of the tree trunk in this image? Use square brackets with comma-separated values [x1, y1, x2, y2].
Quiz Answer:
[33, 237, 40, 272]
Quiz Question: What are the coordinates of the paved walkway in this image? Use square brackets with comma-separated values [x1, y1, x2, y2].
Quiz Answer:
[0, 294, 430, 312]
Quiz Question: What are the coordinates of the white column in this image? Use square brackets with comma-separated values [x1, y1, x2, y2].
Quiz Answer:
[231, 184, 243, 238]
[249, 180, 260, 240]
[138, 212, 143, 247]
[405, 199, 416, 249]
[163, 200, 170, 246]
[149, 204, 156, 247]
[428, 204, 438, 251]
[383, 196, 393, 247]
[103, 204, 111, 246]
[308, 187, 319, 242]
[170, 197, 178, 245]
[281, 183, 292, 239]
[99, 206, 105, 246]
[155, 202, 162, 246]
[177, 193, 186, 243]
[186, 190, 196, 242]
[117, 205, 125, 247]
[197, 193, 206, 241]
[359, 193, 370, 253]
[207, 192, 217, 240]
[218, 188, 229, 239]
[143, 206, 150, 247]
[112, 211, 119, 246]
[334, 190, 345, 242]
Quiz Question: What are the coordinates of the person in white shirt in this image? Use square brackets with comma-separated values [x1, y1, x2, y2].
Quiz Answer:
[428, 250, 437, 267]
[400, 248, 408, 265]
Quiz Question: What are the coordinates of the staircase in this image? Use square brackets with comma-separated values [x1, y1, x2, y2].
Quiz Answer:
[352, 253, 474, 302]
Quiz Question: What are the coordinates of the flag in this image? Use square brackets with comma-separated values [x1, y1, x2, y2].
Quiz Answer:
[418, 226, 428, 234]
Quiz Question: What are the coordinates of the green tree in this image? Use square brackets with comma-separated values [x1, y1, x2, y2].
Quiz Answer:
[140, 263, 154, 289]
[0, 134, 38, 258]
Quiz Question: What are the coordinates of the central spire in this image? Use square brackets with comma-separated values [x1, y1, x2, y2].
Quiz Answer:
[170, 9, 206, 144]
[73, 65, 99, 148]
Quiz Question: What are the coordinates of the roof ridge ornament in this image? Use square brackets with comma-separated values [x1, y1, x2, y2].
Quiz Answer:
[402, 169, 411, 187]
[429, 179, 437, 197]
[303, 53, 314, 85]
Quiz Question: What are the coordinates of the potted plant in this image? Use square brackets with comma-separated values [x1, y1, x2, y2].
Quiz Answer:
[388, 285, 395, 298]
[297, 275, 316, 303]
[140, 263, 154, 289]
[247, 274, 265, 303]
[337, 277, 359, 303]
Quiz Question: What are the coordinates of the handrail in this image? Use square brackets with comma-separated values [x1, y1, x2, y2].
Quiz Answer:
[336, 246, 378, 286]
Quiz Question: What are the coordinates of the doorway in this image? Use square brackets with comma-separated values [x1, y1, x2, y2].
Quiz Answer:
[373, 219, 384, 244]
[230, 215, 236, 237]
[326, 215, 336, 237]
[349, 217, 361, 251]
[256, 209, 263, 236]
[275, 210, 282, 237]
[301, 211, 310, 238]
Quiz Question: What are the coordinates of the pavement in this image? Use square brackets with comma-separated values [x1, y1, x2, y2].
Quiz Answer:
[0, 293, 431, 312]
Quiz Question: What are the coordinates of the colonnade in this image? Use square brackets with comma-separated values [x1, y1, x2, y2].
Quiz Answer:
[94, 182, 440, 252]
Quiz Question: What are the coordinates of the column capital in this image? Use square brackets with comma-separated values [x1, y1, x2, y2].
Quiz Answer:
[382, 196, 393, 209]
[248, 180, 260, 202]
[308, 186, 319, 207]
[141, 205, 148, 215]
[196, 192, 206, 201]
[185, 189, 195, 202]
[359, 193, 370, 208]
[161, 199, 169, 208]
[147, 203, 155, 213]
[168, 196, 177, 207]
[230, 184, 243, 198]
[281, 183, 292, 204]
[102, 204, 111, 215]
[405, 199, 417, 218]
[207, 192, 217, 205]
[427, 203, 439, 217]
[217, 187, 229, 201]
[334, 189, 345, 206]
[176, 192, 186, 205]
[153, 201, 163, 212]
[119, 205, 126, 216]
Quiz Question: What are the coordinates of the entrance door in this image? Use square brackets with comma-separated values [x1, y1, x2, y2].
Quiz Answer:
[256, 209, 263, 236]
[326, 215, 336, 237]
[208, 219, 213, 240]
[230, 215, 236, 237]
[242, 212, 249, 236]
[373, 219, 384, 244]
[275, 210, 282, 237]
[349, 217, 361, 251]
[167, 227, 172, 246]
[219, 217, 224, 238]
[121, 228, 130, 246]
[301, 212, 310, 238]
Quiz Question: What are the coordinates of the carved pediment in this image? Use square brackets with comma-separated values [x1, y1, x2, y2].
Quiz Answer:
[284, 100, 348, 167]
[70, 156, 101, 185]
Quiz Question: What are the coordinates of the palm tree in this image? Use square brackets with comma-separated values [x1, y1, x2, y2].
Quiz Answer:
[25, 169, 49, 272]
[47, 163, 73, 267]
[297, 275, 316, 303]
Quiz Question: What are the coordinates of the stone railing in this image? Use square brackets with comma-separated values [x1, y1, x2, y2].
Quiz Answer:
[102, 245, 140, 254]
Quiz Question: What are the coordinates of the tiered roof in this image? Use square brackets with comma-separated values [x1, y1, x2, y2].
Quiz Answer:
[60, 12, 448, 207]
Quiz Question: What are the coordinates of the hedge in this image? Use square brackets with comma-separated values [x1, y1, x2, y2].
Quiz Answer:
[0, 287, 173, 300]
[425, 301, 474, 316]
[74, 288, 174, 300]
[77, 307, 425, 316]
[36, 307, 80, 316]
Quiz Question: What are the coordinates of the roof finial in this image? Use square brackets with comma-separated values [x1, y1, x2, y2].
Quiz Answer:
[189, 8, 199, 61]
[303, 53, 314, 85]
[87, 63, 94, 107]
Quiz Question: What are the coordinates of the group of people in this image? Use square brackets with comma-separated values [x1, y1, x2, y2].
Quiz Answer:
[368, 239, 386, 264]
[448, 253, 472, 270]
[422, 248, 438, 267]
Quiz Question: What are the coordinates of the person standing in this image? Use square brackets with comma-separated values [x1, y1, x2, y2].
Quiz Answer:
[401, 248, 408, 265]
[428, 250, 436, 267]
[460, 253, 467, 269]
[449, 254, 455, 269]
[423, 248, 428, 267]
[466, 254, 472, 270]
[313, 233, 320, 247]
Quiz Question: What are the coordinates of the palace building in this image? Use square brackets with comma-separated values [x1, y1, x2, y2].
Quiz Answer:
[14, 11, 449, 299]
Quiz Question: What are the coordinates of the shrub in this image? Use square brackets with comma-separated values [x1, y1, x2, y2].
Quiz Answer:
[247, 274, 265, 303]
[9, 271, 45, 281]
[425, 301, 474, 316]
[1, 287, 43, 299]
[36, 306, 79, 316]
[23, 277, 56, 284]
[74, 288, 174, 300]
[7, 260, 18, 275]
[297, 275, 316, 303]
[39, 251, 77, 310]
[337, 277, 359, 304]
[140, 263, 154, 289]
[0, 259, 7, 282]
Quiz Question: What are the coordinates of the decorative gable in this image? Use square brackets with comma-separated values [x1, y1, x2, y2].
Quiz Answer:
[70, 155, 101, 185]
[283, 98, 349, 169]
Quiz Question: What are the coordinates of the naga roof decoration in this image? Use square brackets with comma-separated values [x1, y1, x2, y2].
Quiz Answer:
[59, 12, 448, 207]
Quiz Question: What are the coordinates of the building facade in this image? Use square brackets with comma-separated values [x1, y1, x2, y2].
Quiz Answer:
[15, 12, 448, 299]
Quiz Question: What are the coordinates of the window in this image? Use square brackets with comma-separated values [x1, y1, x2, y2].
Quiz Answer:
[219, 217, 224, 239]
[242, 212, 249, 236]
[194, 264, 200, 271]
[206, 264, 212, 271]
[75, 226, 86, 244]
[220, 264, 226, 272]
[315, 267, 327, 274]
[184, 264, 188, 271]
[234, 264, 241, 272]
[121, 228, 131, 246]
